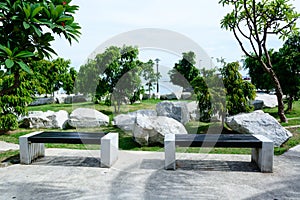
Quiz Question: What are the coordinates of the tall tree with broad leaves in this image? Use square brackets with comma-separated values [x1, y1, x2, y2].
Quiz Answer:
[219, 0, 300, 122]
[0, 0, 80, 131]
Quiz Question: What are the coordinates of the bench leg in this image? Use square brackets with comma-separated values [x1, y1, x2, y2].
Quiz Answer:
[252, 135, 274, 173]
[100, 132, 119, 168]
[19, 131, 45, 164]
[164, 134, 176, 170]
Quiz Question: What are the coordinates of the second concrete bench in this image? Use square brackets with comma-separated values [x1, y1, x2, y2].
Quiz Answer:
[164, 134, 273, 172]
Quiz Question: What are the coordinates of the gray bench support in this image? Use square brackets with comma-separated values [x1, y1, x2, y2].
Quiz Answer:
[164, 134, 176, 170]
[252, 134, 274, 173]
[164, 134, 274, 172]
[100, 132, 119, 168]
[19, 132, 119, 168]
[20, 131, 45, 164]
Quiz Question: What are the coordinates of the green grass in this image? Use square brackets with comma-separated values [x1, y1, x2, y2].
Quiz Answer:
[2, 100, 300, 163]
[263, 100, 300, 119]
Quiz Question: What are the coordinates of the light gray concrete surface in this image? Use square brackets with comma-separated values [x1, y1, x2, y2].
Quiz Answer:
[0, 147, 300, 200]
[0, 141, 19, 152]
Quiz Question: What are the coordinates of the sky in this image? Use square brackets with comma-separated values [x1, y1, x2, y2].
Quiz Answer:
[52, 0, 300, 77]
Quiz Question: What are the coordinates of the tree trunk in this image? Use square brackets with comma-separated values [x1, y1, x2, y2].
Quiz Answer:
[267, 68, 288, 123]
[287, 95, 293, 112]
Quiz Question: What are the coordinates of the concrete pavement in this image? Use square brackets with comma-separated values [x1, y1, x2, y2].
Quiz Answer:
[0, 146, 300, 199]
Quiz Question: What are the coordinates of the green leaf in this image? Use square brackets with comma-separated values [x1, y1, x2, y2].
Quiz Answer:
[32, 25, 42, 37]
[0, 45, 12, 56]
[16, 61, 32, 74]
[23, 5, 31, 19]
[31, 6, 43, 18]
[56, 16, 73, 23]
[23, 21, 30, 29]
[5, 59, 14, 68]
[15, 51, 34, 58]
[55, 5, 65, 15]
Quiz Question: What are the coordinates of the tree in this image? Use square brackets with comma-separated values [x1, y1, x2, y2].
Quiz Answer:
[90, 45, 142, 112]
[169, 51, 200, 89]
[219, 0, 300, 122]
[243, 53, 275, 93]
[275, 34, 300, 111]
[192, 68, 226, 122]
[31, 58, 77, 96]
[221, 62, 256, 115]
[0, 0, 80, 131]
[141, 59, 161, 98]
[244, 34, 300, 111]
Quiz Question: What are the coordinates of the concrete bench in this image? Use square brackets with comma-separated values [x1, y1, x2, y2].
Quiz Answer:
[19, 131, 118, 168]
[164, 134, 273, 172]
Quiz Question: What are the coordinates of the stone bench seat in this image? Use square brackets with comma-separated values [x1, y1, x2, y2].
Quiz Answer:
[19, 131, 118, 168]
[164, 134, 273, 172]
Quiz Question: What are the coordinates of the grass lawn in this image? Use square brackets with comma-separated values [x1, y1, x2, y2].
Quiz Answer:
[1, 100, 300, 164]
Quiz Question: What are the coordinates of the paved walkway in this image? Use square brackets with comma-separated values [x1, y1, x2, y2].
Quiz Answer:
[0, 145, 300, 200]
[0, 141, 19, 152]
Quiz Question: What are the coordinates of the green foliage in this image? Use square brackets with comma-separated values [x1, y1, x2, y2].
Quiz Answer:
[243, 53, 275, 92]
[275, 34, 300, 110]
[192, 68, 226, 122]
[0, 0, 80, 131]
[221, 62, 256, 115]
[76, 45, 158, 113]
[141, 60, 161, 97]
[31, 58, 77, 96]
[169, 51, 200, 89]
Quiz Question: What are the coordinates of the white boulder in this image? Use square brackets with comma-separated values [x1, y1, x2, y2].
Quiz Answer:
[156, 101, 190, 124]
[133, 115, 188, 146]
[225, 110, 292, 147]
[255, 93, 278, 108]
[67, 108, 109, 128]
[113, 109, 157, 131]
[186, 101, 200, 121]
[20, 110, 69, 129]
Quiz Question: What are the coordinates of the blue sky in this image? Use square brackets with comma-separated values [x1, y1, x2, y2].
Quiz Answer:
[52, 0, 300, 76]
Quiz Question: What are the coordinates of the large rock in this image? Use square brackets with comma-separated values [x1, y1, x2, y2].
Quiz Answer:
[251, 100, 264, 110]
[186, 101, 200, 121]
[181, 92, 192, 100]
[46, 110, 69, 129]
[160, 91, 182, 100]
[20, 110, 69, 129]
[29, 97, 55, 106]
[133, 116, 188, 146]
[156, 101, 190, 124]
[225, 110, 292, 147]
[255, 93, 278, 108]
[67, 108, 109, 128]
[112, 109, 157, 131]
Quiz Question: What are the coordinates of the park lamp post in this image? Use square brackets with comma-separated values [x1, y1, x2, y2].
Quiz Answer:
[155, 58, 160, 93]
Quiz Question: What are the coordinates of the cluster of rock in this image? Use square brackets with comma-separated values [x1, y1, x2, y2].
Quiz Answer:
[19, 108, 109, 129]
[113, 101, 291, 147]
[113, 101, 200, 146]
[23, 99, 291, 147]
